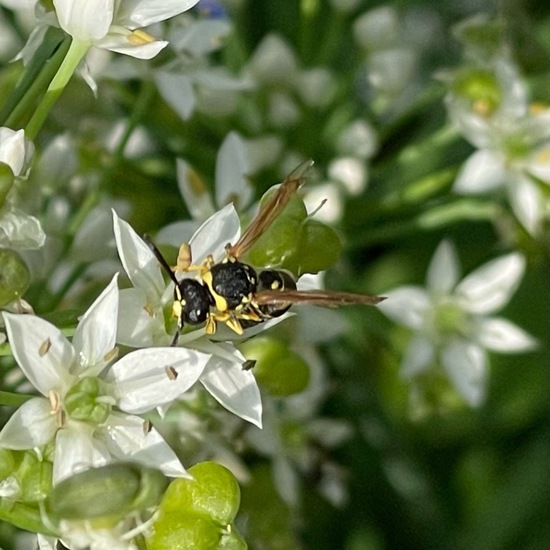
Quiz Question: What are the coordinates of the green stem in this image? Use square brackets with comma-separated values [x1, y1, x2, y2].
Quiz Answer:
[2, 33, 71, 129]
[0, 390, 33, 407]
[25, 39, 90, 140]
[0, 500, 55, 537]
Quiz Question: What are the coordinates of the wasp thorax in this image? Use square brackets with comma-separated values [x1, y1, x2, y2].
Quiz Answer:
[207, 261, 258, 310]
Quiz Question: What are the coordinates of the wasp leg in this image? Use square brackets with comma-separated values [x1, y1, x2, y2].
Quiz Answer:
[206, 311, 245, 335]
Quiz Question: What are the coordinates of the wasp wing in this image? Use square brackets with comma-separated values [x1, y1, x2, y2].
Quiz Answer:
[227, 159, 314, 259]
[254, 289, 386, 308]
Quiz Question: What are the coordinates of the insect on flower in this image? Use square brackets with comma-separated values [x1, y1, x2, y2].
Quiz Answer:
[145, 160, 385, 345]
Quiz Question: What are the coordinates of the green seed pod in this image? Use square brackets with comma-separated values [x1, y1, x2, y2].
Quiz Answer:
[46, 463, 169, 520]
[0, 249, 30, 307]
[240, 336, 310, 396]
[161, 461, 241, 526]
[64, 377, 111, 424]
[246, 193, 308, 271]
[287, 219, 342, 275]
[148, 512, 222, 550]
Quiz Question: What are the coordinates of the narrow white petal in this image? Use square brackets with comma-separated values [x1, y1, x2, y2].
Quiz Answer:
[176, 158, 215, 219]
[0, 398, 56, 449]
[456, 253, 525, 314]
[108, 347, 210, 414]
[215, 132, 253, 210]
[477, 317, 537, 352]
[454, 149, 507, 194]
[377, 286, 430, 330]
[100, 411, 188, 477]
[3, 313, 75, 395]
[528, 145, 550, 184]
[115, 0, 200, 27]
[97, 37, 168, 59]
[72, 274, 119, 369]
[117, 288, 168, 347]
[112, 210, 166, 300]
[441, 339, 488, 406]
[426, 240, 460, 295]
[400, 335, 435, 378]
[156, 220, 200, 247]
[155, 73, 196, 121]
[188, 204, 241, 263]
[53, 423, 110, 484]
[506, 174, 542, 235]
[200, 352, 263, 428]
[53, 0, 114, 41]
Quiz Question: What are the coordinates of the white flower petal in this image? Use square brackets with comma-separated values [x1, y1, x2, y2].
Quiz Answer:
[108, 347, 210, 414]
[53, 0, 114, 42]
[116, 0, 200, 28]
[155, 72, 196, 121]
[400, 335, 435, 378]
[454, 149, 507, 194]
[3, 312, 75, 395]
[200, 350, 262, 427]
[426, 240, 460, 295]
[477, 317, 537, 352]
[97, 36, 168, 59]
[156, 219, 200, 247]
[112, 210, 166, 300]
[117, 288, 168, 347]
[456, 252, 525, 314]
[72, 274, 119, 370]
[215, 132, 253, 210]
[100, 411, 188, 477]
[0, 398, 56, 449]
[441, 339, 488, 406]
[53, 423, 110, 484]
[506, 174, 542, 235]
[188, 203, 241, 263]
[176, 158, 215, 220]
[527, 145, 550, 184]
[0, 207, 46, 250]
[377, 286, 430, 330]
[0, 128, 33, 176]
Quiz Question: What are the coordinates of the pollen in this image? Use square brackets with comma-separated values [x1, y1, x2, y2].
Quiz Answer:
[165, 366, 178, 380]
[39, 338, 51, 357]
[128, 29, 156, 46]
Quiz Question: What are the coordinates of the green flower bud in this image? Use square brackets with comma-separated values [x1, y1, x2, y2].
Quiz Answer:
[64, 377, 111, 424]
[14, 451, 53, 503]
[161, 461, 241, 526]
[451, 69, 501, 116]
[46, 463, 169, 520]
[0, 249, 30, 307]
[240, 337, 310, 396]
[148, 512, 222, 550]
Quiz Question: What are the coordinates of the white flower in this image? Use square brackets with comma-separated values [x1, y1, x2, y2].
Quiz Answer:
[448, 59, 550, 234]
[52, 0, 200, 59]
[156, 132, 252, 246]
[378, 241, 536, 406]
[0, 128, 34, 177]
[0, 275, 210, 482]
[112, 209, 262, 427]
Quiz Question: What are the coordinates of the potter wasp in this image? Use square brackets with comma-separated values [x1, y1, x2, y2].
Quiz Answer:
[145, 160, 385, 345]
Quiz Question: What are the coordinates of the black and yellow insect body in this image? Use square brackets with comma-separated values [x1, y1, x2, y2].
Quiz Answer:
[145, 160, 385, 345]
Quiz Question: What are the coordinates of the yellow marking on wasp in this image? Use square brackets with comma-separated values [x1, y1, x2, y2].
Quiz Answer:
[201, 270, 229, 312]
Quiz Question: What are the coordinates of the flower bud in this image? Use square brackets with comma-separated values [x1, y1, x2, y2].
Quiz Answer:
[0, 249, 30, 307]
[46, 463, 169, 520]
[64, 377, 111, 424]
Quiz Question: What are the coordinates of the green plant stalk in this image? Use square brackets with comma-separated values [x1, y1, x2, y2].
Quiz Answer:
[0, 391, 33, 407]
[0, 27, 66, 127]
[0, 500, 55, 537]
[25, 39, 90, 140]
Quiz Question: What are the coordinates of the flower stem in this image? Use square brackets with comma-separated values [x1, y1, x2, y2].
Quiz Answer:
[0, 390, 33, 407]
[25, 39, 90, 140]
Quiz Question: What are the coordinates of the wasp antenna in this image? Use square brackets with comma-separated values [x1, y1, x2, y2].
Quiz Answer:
[143, 234, 179, 285]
